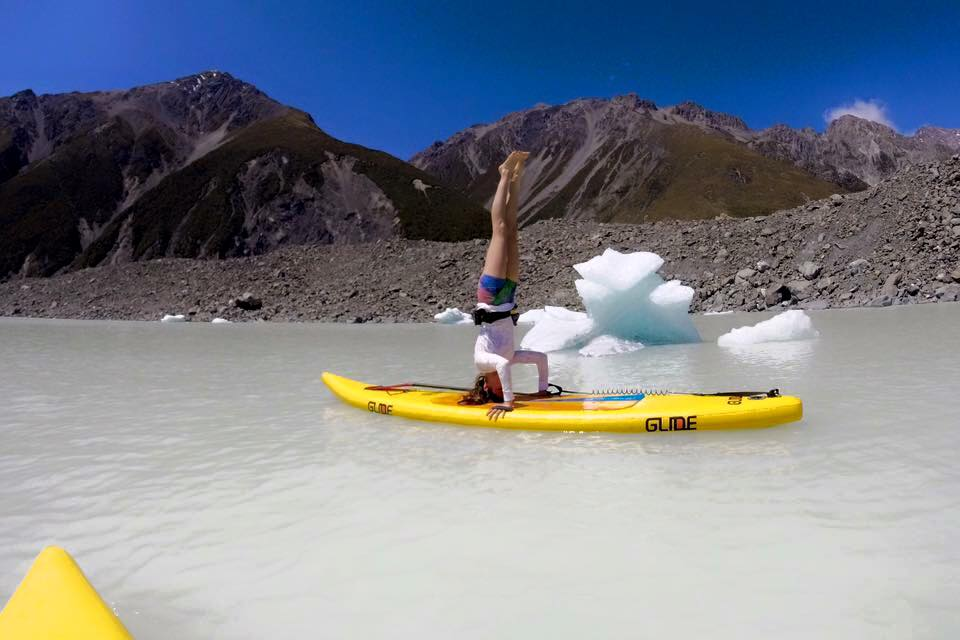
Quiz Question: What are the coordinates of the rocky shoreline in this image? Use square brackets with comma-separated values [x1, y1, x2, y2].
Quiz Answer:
[1, 157, 959, 323]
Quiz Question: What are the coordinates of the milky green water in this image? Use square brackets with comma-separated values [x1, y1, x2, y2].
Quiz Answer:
[1, 305, 959, 639]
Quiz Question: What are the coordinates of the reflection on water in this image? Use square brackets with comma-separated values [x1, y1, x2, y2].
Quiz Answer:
[1, 304, 959, 639]
[719, 339, 817, 370]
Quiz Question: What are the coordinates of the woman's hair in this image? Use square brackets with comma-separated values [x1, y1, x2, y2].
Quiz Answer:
[459, 374, 494, 405]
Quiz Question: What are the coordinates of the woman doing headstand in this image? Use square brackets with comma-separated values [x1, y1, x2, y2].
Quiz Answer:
[461, 151, 549, 420]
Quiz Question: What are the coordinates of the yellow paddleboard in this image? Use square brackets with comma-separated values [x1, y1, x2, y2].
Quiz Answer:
[0, 547, 132, 640]
[322, 372, 802, 433]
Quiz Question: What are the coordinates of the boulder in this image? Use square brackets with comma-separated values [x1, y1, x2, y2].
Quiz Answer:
[764, 282, 792, 307]
[799, 261, 822, 280]
[786, 279, 814, 300]
[815, 276, 835, 292]
[940, 285, 960, 302]
[848, 258, 870, 272]
[234, 292, 263, 311]
[881, 272, 902, 298]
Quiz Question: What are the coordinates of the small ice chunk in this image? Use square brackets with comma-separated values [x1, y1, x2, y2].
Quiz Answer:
[717, 310, 819, 347]
[534, 306, 586, 322]
[649, 280, 693, 306]
[520, 306, 595, 352]
[704, 310, 733, 316]
[211, 318, 231, 324]
[578, 335, 644, 357]
[434, 307, 473, 325]
[161, 314, 186, 323]
[517, 308, 546, 324]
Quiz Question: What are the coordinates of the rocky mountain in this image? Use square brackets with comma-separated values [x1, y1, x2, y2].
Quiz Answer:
[411, 96, 841, 225]
[0, 72, 486, 279]
[3, 155, 957, 322]
[749, 116, 960, 190]
[412, 95, 960, 224]
[0, 72, 286, 199]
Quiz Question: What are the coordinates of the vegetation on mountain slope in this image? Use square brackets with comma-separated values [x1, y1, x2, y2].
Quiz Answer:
[77, 112, 487, 268]
[0, 119, 133, 277]
[631, 125, 840, 222]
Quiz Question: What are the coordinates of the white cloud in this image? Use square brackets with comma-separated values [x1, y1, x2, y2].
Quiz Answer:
[824, 99, 896, 130]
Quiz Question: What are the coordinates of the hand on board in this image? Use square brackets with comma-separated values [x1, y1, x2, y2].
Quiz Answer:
[486, 403, 514, 421]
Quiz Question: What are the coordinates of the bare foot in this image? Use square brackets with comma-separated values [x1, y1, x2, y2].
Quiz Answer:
[498, 151, 525, 179]
[511, 151, 530, 182]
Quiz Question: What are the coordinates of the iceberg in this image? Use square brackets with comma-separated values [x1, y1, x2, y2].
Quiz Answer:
[434, 307, 473, 325]
[520, 248, 700, 354]
[161, 314, 186, 323]
[211, 318, 231, 324]
[717, 310, 819, 347]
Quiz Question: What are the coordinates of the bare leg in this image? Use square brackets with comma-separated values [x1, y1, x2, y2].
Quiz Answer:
[505, 153, 527, 282]
[481, 152, 523, 279]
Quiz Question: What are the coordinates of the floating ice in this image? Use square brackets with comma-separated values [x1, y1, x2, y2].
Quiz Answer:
[520, 248, 700, 353]
[717, 310, 819, 347]
[517, 309, 546, 324]
[434, 307, 473, 325]
[578, 335, 645, 358]
[520, 306, 595, 352]
[161, 314, 186, 323]
[211, 318, 231, 324]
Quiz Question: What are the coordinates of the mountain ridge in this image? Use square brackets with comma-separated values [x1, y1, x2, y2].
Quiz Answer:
[412, 94, 844, 224]
[412, 94, 960, 223]
[4, 74, 959, 281]
[0, 72, 487, 279]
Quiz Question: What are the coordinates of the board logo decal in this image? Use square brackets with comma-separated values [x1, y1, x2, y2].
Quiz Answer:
[367, 401, 393, 415]
[645, 416, 698, 432]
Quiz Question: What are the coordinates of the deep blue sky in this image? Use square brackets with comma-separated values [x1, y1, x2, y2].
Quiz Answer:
[2, 0, 958, 159]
